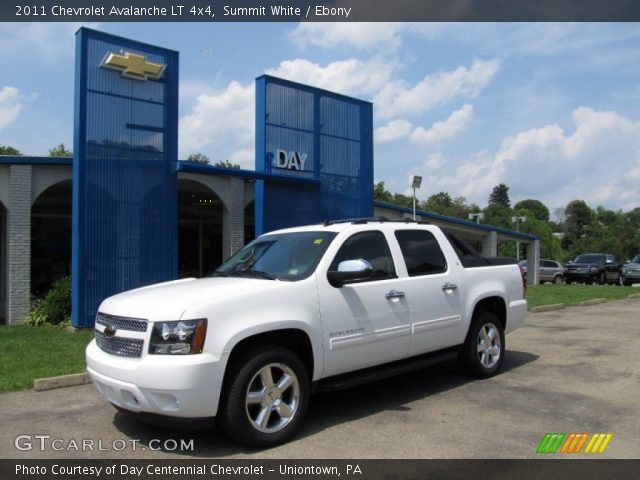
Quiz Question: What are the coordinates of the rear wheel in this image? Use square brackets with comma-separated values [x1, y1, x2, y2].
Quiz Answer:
[553, 274, 564, 285]
[459, 312, 505, 378]
[219, 345, 309, 448]
[619, 275, 630, 287]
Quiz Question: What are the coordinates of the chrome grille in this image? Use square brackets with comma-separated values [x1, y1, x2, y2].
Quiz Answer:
[96, 312, 148, 332]
[95, 331, 144, 358]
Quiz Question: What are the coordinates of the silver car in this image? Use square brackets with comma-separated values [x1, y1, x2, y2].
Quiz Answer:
[518, 259, 565, 284]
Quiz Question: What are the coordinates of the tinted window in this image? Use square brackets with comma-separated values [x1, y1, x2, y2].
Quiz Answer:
[330, 231, 396, 280]
[215, 231, 336, 281]
[541, 260, 554, 268]
[395, 230, 447, 276]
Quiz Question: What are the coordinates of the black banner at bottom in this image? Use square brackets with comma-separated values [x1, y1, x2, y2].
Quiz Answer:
[1, 459, 639, 480]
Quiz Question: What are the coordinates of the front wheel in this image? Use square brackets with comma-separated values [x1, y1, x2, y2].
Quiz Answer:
[598, 272, 606, 285]
[553, 274, 564, 285]
[218, 345, 309, 448]
[619, 275, 630, 287]
[459, 312, 505, 378]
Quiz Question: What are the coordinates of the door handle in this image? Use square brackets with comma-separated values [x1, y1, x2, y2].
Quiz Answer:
[442, 282, 458, 291]
[385, 289, 405, 299]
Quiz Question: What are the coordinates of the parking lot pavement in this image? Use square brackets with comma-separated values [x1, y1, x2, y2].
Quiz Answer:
[1, 298, 639, 459]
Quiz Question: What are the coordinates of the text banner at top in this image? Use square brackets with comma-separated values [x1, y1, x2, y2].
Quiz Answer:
[3, 0, 640, 22]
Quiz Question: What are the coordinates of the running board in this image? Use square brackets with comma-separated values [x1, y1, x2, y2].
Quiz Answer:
[316, 346, 461, 392]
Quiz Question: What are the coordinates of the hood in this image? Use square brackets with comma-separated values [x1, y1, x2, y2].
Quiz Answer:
[98, 277, 283, 321]
[567, 262, 599, 268]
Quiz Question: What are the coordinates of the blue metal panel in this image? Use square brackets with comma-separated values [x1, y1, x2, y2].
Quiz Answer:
[72, 28, 178, 328]
[255, 75, 373, 235]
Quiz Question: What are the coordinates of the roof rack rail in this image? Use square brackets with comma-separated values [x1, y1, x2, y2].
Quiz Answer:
[322, 217, 430, 226]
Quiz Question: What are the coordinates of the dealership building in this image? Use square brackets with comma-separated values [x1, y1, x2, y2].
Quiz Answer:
[0, 28, 539, 326]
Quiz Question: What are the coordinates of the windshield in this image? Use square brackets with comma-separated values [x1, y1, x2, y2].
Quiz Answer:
[631, 255, 640, 264]
[214, 231, 337, 281]
[574, 254, 603, 264]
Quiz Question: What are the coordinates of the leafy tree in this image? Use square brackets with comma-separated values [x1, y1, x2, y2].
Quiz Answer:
[482, 203, 512, 229]
[0, 144, 21, 155]
[562, 200, 593, 251]
[513, 199, 550, 222]
[488, 183, 511, 209]
[49, 143, 72, 157]
[373, 181, 393, 203]
[186, 153, 210, 164]
[213, 159, 240, 169]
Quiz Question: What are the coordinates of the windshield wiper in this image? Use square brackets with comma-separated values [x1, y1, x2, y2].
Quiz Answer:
[209, 271, 229, 277]
[230, 270, 277, 280]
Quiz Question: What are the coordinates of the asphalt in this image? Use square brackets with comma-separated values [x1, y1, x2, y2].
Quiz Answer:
[1, 298, 639, 459]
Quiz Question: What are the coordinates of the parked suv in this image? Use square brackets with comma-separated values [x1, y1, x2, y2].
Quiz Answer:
[518, 259, 565, 284]
[620, 254, 640, 286]
[86, 220, 527, 448]
[565, 253, 621, 285]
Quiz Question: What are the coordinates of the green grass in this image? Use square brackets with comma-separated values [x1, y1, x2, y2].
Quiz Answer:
[527, 283, 635, 309]
[0, 324, 94, 393]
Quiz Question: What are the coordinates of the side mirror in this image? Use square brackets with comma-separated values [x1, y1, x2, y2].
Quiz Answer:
[327, 259, 373, 288]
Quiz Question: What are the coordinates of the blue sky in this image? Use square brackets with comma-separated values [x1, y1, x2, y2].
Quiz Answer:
[1, 22, 639, 213]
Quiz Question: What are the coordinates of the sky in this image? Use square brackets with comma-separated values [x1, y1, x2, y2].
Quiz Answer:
[1, 22, 639, 214]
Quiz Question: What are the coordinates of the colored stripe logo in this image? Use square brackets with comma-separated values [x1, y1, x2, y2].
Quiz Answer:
[537, 433, 612, 454]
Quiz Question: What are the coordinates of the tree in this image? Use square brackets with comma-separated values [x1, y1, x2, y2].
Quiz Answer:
[0, 144, 21, 155]
[186, 153, 210, 164]
[373, 181, 393, 203]
[49, 143, 72, 157]
[488, 183, 511, 209]
[561, 199, 593, 253]
[213, 159, 240, 169]
[513, 199, 550, 222]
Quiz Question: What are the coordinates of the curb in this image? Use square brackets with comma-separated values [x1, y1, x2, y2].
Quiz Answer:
[530, 303, 566, 313]
[577, 298, 607, 306]
[33, 373, 92, 392]
[628, 293, 640, 299]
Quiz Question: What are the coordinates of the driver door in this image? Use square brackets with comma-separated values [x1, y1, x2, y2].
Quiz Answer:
[318, 230, 411, 377]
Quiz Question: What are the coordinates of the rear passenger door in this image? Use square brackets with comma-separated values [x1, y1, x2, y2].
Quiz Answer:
[393, 229, 464, 356]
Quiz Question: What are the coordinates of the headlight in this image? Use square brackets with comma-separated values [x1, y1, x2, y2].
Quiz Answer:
[149, 319, 207, 355]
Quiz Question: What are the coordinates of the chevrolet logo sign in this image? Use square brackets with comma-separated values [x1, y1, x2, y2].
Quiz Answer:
[100, 51, 166, 81]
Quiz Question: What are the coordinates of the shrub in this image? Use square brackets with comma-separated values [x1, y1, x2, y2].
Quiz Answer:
[25, 277, 71, 326]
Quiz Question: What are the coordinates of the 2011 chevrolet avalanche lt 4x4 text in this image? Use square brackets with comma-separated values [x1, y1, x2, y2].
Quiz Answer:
[86, 219, 527, 447]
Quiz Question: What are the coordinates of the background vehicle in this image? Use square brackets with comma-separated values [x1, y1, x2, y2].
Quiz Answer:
[519, 259, 565, 284]
[86, 220, 527, 448]
[565, 253, 621, 285]
[620, 254, 640, 286]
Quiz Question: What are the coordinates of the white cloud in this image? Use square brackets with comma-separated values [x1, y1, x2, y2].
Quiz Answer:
[375, 119, 413, 143]
[266, 57, 395, 96]
[0, 86, 24, 131]
[423, 107, 640, 210]
[410, 104, 473, 146]
[229, 148, 254, 170]
[179, 81, 255, 159]
[0, 23, 96, 60]
[290, 23, 404, 53]
[374, 59, 500, 119]
[425, 152, 446, 171]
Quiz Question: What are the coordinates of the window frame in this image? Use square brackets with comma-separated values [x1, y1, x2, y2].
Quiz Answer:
[394, 229, 448, 277]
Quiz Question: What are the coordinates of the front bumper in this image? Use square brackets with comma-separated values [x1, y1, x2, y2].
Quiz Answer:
[566, 270, 598, 282]
[622, 270, 640, 284]
[86, 340, 224, 418]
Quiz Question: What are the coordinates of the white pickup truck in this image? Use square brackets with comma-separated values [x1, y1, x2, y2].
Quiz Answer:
[86, 219, 527, 447]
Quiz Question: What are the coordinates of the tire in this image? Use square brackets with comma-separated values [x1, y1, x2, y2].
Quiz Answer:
[459, 312, 505, 378]
[598, 272, 606, 285]
[619, 275, 630, 287]
[218, 345, 309, 448]
[553, 274, 564, 285]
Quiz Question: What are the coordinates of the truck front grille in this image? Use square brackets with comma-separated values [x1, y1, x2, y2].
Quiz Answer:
[96, 312, 148, 332]
[95, 331, 144, 358]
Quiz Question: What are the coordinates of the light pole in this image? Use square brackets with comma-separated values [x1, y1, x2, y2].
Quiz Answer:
[409, 175, 422, 221]
[468, 213, 485, 223]
[511, 215, 527, 261]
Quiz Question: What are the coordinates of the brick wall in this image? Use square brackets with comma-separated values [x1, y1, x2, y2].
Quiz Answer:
[7, 165, 32, 324]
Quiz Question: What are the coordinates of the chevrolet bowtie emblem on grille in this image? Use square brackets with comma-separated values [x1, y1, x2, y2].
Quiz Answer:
[100, 51, 166, 81]
[103, 326, 117, 338]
